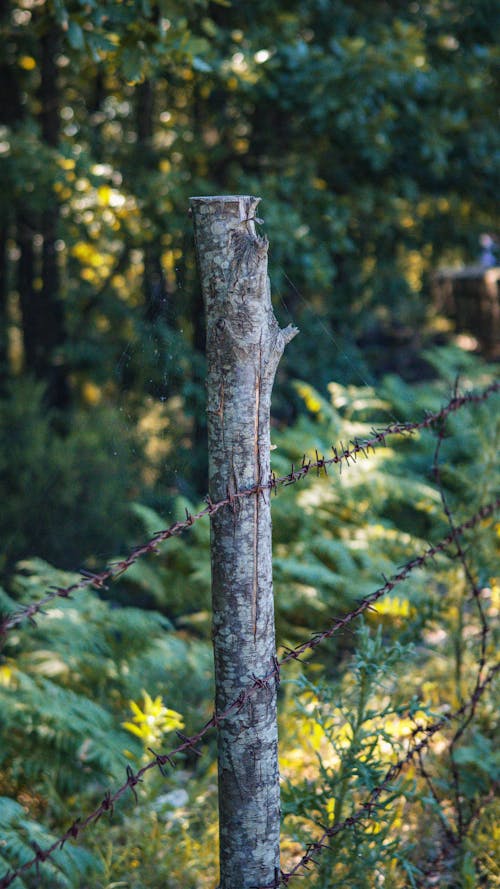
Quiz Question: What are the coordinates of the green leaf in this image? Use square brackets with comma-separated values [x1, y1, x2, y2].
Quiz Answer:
[121, 48, 144, 84]
[67, 21, 85, 51]
[192, 56, 212, 73]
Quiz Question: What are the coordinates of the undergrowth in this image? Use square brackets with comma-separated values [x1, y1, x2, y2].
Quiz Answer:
[0, 345, 498, 888]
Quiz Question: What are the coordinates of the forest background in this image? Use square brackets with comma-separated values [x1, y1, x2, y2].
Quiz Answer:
[0, 1, 499, 887]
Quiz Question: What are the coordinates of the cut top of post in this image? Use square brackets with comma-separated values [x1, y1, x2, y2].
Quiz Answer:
[189, 194, 264, 250]
[189, 195, 255, 201]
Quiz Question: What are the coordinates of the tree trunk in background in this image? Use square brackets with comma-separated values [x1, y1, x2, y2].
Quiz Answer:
[190, 195, 297, 889]
[136, 78, 168, 323]
[0, 0, 23, 381]
[0, 223, 8, 378]
[15, 16, 68, 407]
[17, 215, 37, 375]
[38, 22, 69, 408]
[89, 69, 106, 159]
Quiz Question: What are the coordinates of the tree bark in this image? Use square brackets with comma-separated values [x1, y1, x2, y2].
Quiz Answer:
[38, 21, 70, 409]
[190, 195, 297, 889]
[0, 0, 23, 381]
[0, 222, 8, 379]
[17, 215, 37, 373]
[135, 78, 168, 324]
[15, 14, 69, 408]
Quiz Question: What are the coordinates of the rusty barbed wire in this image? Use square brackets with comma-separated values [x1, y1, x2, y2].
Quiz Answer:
[277, 662, 499, 886]
[277, 496, 499, 666]
[1, 380, 498, 641]
[431, 415, 492, 844]
[1, 495, 497, 889]
[274, 423, 500, 887]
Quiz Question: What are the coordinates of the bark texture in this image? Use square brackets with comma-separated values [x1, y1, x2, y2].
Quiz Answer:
[190, 195, 297, 889]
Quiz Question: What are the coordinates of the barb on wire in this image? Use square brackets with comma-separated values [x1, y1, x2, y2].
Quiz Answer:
[1, 496, 497, 889]
[1, 380, 498, 642]
[279, 663, 499, 885]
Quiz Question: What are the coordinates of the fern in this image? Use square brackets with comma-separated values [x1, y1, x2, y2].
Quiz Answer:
[0, 347, 498, 887]
[0, 797, 99, 888]
[0, 555, 214, 882]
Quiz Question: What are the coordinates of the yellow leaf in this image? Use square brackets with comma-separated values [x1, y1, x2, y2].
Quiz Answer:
[19, 56, 36, 71]
[326, 798, 335, 824]
[125, 691, 184, 748]
[0, 665, 12, 687]
[129, 700, 144, 720]
[81, 381, 102, 406]
[122, 722, 145, 739]
[97, 185, 112, 206]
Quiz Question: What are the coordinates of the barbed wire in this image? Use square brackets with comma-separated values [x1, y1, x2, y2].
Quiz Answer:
[431, 418, 492, 845]
[277, 496, 498, 665]
[274, 410, 500, 887]
[277, 662, 499, 886]
[1, 379, 498, 642]
[274, 418, 500, 887]
[1, 495, 497, 889]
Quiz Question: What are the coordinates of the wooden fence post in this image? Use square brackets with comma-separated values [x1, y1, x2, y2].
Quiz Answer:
[190, 195, 298, 889]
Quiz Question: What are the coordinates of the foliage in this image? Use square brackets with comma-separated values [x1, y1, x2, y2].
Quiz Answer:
[272, 349, 499, 886]
[0, 0, 499, 883]
[279, 608, 498, 888]
[93, 772, 219, 889]
[0, 796, 98, 889]
[122, 691, 184, 750]
[0, 557, 214, 884]
[269, 347, 498, 649]
[1, 0, 499, 498]
[0, 349, 498, 886]
[281, 627, 422, 888]
[0, 378, 143, 570]
[121, 497, 211, 622]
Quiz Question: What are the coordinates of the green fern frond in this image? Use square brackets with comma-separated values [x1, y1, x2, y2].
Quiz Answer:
[0, 797, 100, 888]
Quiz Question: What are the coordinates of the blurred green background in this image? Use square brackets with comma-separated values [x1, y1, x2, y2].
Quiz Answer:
[0, 0, 498, 571]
